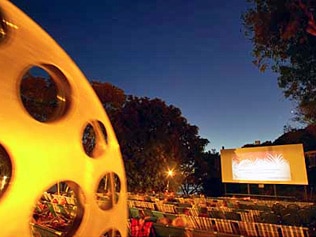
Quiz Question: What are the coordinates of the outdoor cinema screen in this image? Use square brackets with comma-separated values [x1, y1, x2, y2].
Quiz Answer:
[220, 144, 308, 185]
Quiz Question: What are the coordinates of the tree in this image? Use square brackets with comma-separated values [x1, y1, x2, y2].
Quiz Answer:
[242, 140, 273, 148]
[273, 124, 316, 151]
[91, 81, 220, 194]
[20, 73, 58, 122]
[198, 150, 223, 197]
[111, 96, 210, 193]
[242, 0, 316, 123]
[90, 81, 126, 118]
[177, 135, 210, 195]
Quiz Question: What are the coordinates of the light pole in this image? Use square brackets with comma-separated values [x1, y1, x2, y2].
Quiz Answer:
[166, 169, 174, 192]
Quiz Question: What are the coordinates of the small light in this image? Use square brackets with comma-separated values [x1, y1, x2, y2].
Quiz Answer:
[57, 94, 66, 102]
[3, 19, 18, 29]
[1, 175, 8, 190]
[167, 169, 174, 177]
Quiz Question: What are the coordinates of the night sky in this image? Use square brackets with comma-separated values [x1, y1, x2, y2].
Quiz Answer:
[11, 0, 297, 151]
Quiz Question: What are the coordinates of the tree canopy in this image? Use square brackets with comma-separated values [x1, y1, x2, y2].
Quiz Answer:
[90, 81, 126, 117]
[20, 72, 58, 122]
[242, 0, 316, 123]
[91, 82, 222, 195]
[273, 124, 316, 151]
[109, 95, 211, 194]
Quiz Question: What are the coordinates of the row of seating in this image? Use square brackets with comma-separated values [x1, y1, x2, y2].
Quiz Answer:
[128, 194, 313, 209]
[152, 221, 310, 237]
[128, 198, 316, 227]
[31, 223, 64, 237]
[129, 206, 311, 237]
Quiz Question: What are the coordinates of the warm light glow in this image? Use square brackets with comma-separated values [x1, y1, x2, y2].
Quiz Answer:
[3, 19, 18, 29]
[1, 175, 7, 190]
[167, 169, 174, 177]
[166, 169, 175, 192]
[57, 94, 66, 102]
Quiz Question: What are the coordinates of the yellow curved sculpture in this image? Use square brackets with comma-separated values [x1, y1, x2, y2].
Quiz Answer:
[0, 1, 127, 236]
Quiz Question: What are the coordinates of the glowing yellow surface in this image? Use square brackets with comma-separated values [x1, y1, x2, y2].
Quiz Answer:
[221, 144, 308, 185]
[0, 1, 127, 236]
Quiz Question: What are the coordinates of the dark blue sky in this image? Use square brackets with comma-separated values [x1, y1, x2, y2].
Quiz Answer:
[11, 0, 297, 151]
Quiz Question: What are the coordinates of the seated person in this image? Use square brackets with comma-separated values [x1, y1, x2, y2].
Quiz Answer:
[157, 217, 172, 225]
[171, 216, 187, 227]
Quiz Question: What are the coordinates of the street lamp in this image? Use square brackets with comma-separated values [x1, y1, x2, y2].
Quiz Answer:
[166, 169, 174, 192]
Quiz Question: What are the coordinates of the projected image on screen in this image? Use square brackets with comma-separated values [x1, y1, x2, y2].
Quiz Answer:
[232, 152, 291, 181]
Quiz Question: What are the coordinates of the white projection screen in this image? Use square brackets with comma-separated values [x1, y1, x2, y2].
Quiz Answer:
[220, 144, 308, 185]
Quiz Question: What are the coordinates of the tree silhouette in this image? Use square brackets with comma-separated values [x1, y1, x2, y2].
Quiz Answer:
[111, 96, 210, 193]
[242, 0, 316, 123]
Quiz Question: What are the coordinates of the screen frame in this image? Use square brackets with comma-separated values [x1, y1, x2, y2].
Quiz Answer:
[220, 144, 308, 185]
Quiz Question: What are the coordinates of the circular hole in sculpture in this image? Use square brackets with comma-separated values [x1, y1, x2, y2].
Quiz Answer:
[101, 229, 122, 237]
[20, 66, 70, 122]
[82, 123, 96, 157]
[82, 121, 108, 158]
[31, 181, 84, 237]
[96, 172, 121, 210]
[97, 120, 108, 144]
[0, 144, 12, 198]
